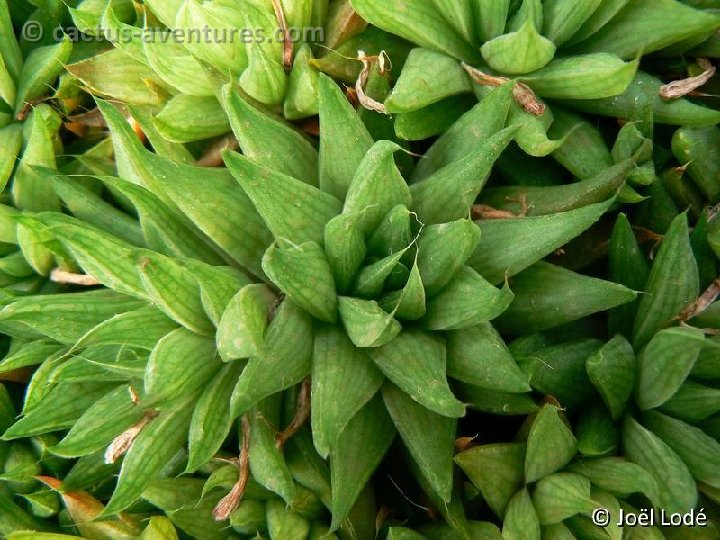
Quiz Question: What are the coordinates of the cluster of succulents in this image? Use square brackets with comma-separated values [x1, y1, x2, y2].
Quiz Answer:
[1, 0, 720, 539]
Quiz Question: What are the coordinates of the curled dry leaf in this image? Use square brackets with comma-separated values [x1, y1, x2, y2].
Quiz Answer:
[270, 0, 293, 71]
[50, 268, 100, 286]
[356, 50, 390, 114]
[275, 378, 311, 449]
[462, 62, 545, 115]
[213, 415, 251, 521]
[104, 410, 158, 465]
[660, 59, 716, 100]
[679, 277, 720, 322]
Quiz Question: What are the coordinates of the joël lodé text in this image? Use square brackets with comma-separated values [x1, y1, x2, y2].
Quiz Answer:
[614, 508, 707, 527]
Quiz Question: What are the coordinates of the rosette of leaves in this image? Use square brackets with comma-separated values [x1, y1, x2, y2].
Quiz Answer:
[65, 0, 360, 148]
[0, 54, 641, 538]
[452, 208, 720, 538]
[350, 0, 720, 162]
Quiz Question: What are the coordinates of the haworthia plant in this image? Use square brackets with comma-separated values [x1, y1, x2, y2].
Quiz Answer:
[0, 0, 719, 538]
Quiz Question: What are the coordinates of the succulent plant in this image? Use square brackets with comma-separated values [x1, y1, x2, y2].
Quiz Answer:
[1, 0, 720, 539]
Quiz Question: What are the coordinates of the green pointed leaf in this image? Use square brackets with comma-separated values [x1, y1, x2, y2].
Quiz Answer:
[503, 488, 540, 540]
[564, 71, 720, 126]
[266, 500, 309, 540]
[217, 285, 276, 361]
[567, 457, 660, 506]
[423, 267, 514, 330]
[416, 219, 481, 296]
[104, 398, 194, 515]
[36, 213, 145, 298]
[411, 127, 517, 224]
[447, 323, 530, 392]
[317, 74, 374, 201]
[636, 327, 705, 410]
[13, 107, 61, 213]
[673, 126, 720, 203]
[338, 296, 401, 348]
[174, 0, 248, 73]
[520, 54, 638, 100]
[223, 85, 318, 185]
[0, 0, 21, 81]
[0, 289, 144, 344]
[186, 262, 252, 327]
[481, 160, 634, 217]
[0, 340, 64, 375]
[576, 403, 619, 456]
[482, 21, 555, 75]
[67, 49, 169, 106]
[144, 328, 220, 404]
[380, 257, 427, 320]
[394, 95, 476, 142]
[633, 213, 699, 349]
[137, 251, 214, 336]
[586, 335, 635, 420]
[533, 473, 595, 525]
[497, 262, 636, 334]
[573, 0, 720, 59]
[660, 380, 720, 422]
[186, 362, 243, 473]
[459, 385, 536, 413]
[525, 404, 577, 483]
[230, 499, 267, 536]
[97, 99, 271, 277]
[48, 174, 144, 247]
[384, 49, 470, 113]
[368, 330, 465, 417]
[368, 205, 414, 257]
[312, 325, 384, 458]
[543, 0, 602, 46]
[231, 301, 313, 417]
[548, 107, 614, 179]
[455, 443, 526, 518]
[330, 395, 395, 529]
[608, 213, 650, 338]
[4, 383, 116, 440]
[139, 516, 179, 540]
[645, 411, 720, 489]
[239, 12, 286, 106]
[227, 152, 341, 246]
[470, 200, 614, 284]
[143, 39, 213, 97]
[411, 83, 513, 182]
[95, 177, 224, 265]
[153, 94, 230, 144]
[519, 339, 601, 409]
[473, 0, 510, 41]
[353, 250, 407, 298]
[52, 385, 145, 458]
[565, 0, 632, 45]
[74, 307, 178, 352]
[249, 395, 296, 503]
[623, 416, 697, 514]
[383, 384, 456, 502]
[263, 241, 338, 323]
[324, 213, 367, 295]
[350, 0, 479, 62]
[343, 141, 412, 235]
[0, 124, 22, 192]
[15, 37, 72, 114]
[284, 43, 320, 120]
